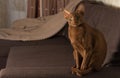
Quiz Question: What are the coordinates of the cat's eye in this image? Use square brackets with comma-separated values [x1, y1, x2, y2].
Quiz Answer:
[69, 17, 73, 21]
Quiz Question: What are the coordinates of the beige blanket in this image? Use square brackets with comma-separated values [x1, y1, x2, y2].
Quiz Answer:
[0, 0, 82, 41]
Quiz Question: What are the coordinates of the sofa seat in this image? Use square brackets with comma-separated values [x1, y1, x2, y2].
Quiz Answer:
[7, 47, 74, 67]
[0, 36, 76, 78]
[0, 36, 70, 69]
[0, 67, 120, 78]
[0, 36, 120, 78]
[0, 1, 120, 78]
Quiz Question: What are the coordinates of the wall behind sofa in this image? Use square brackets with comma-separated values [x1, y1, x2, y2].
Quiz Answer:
[95, 0, 120, 7]
[7, 0, 27, 27]
[0, 0, 27, 28]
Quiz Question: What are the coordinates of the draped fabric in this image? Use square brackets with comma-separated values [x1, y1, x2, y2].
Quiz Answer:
[27, 0, 70, 18]
[0, 0, 82, 41]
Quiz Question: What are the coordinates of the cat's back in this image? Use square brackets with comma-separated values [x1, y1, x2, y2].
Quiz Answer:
[84, 23, 107, 67]
[85, 23, 107, 52]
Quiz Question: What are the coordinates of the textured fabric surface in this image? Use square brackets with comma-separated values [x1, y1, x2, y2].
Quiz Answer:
[0, 67, 76, 78]
[6, 37, 73, 67]
[0, 1, 120, 78]
[11, 15, 54, 30]
[0, 12, 66, 41]
[0, 36, 68, 57]
[0, 36, 70, 69]
[0, 57, 7, 69]
[1, 36, 120, 78]
[65, 0, 82, 12]
[84, 1, 120, 65]
[0, 67, 120, 78]
[0, 0, 82, 41]
[0, 37, 76, 78]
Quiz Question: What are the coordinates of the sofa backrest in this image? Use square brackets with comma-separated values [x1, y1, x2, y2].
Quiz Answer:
[84, 1, 120, 65]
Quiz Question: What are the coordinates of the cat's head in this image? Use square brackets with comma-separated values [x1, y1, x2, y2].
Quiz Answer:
[64, 3, 85, 27]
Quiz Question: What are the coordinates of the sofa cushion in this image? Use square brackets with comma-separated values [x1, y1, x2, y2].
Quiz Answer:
[84, 1, 120, 65]
[6, 37, 74, 67]
[0, 67, 120, 78]
[0, 67, 76, 78]
[2, 36, 76, 77]
[2, 36, 120, 78]
[0, 36, 69, 57]
[0, 57, 7, 69]
[7, 45, 74, 67]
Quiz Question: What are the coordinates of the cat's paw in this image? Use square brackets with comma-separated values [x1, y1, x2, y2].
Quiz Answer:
[71, 67, 82, 77]
[76, 72, 82, 77]
[71, 66, 76, 74]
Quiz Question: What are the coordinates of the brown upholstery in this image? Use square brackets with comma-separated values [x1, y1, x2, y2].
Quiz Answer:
[0, 36, 120, 78]
[84, 1, 120, 65]
[0, 1, 120, 78]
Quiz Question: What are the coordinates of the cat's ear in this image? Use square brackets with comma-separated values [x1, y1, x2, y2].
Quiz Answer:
[63, 10, 71, 19]
[76, 3, 85, 16]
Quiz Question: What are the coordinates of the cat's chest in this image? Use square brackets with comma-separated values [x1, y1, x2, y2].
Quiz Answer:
[68, 26, 85, 42]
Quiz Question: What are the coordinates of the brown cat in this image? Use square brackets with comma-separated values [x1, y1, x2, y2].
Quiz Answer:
[64, 3, 107, 77]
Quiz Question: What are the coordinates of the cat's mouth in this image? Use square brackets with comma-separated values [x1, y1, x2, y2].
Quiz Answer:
[71, 24, 78, 27]
[71, 23, 82, 27]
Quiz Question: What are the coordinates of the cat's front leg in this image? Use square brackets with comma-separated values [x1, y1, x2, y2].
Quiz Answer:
[72, 50, 80, 74]
[81, 52, 87, 70]
[72, 50, 83, 75]
[71, 50, 77, 74]
[81, 51, 92, 70]
[75, 50, 80, 69]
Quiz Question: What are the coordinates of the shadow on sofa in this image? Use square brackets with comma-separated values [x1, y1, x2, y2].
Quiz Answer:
[110, 40, 120, 66]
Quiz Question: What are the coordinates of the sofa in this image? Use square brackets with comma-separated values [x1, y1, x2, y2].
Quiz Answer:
[0, 1, 120, 78]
